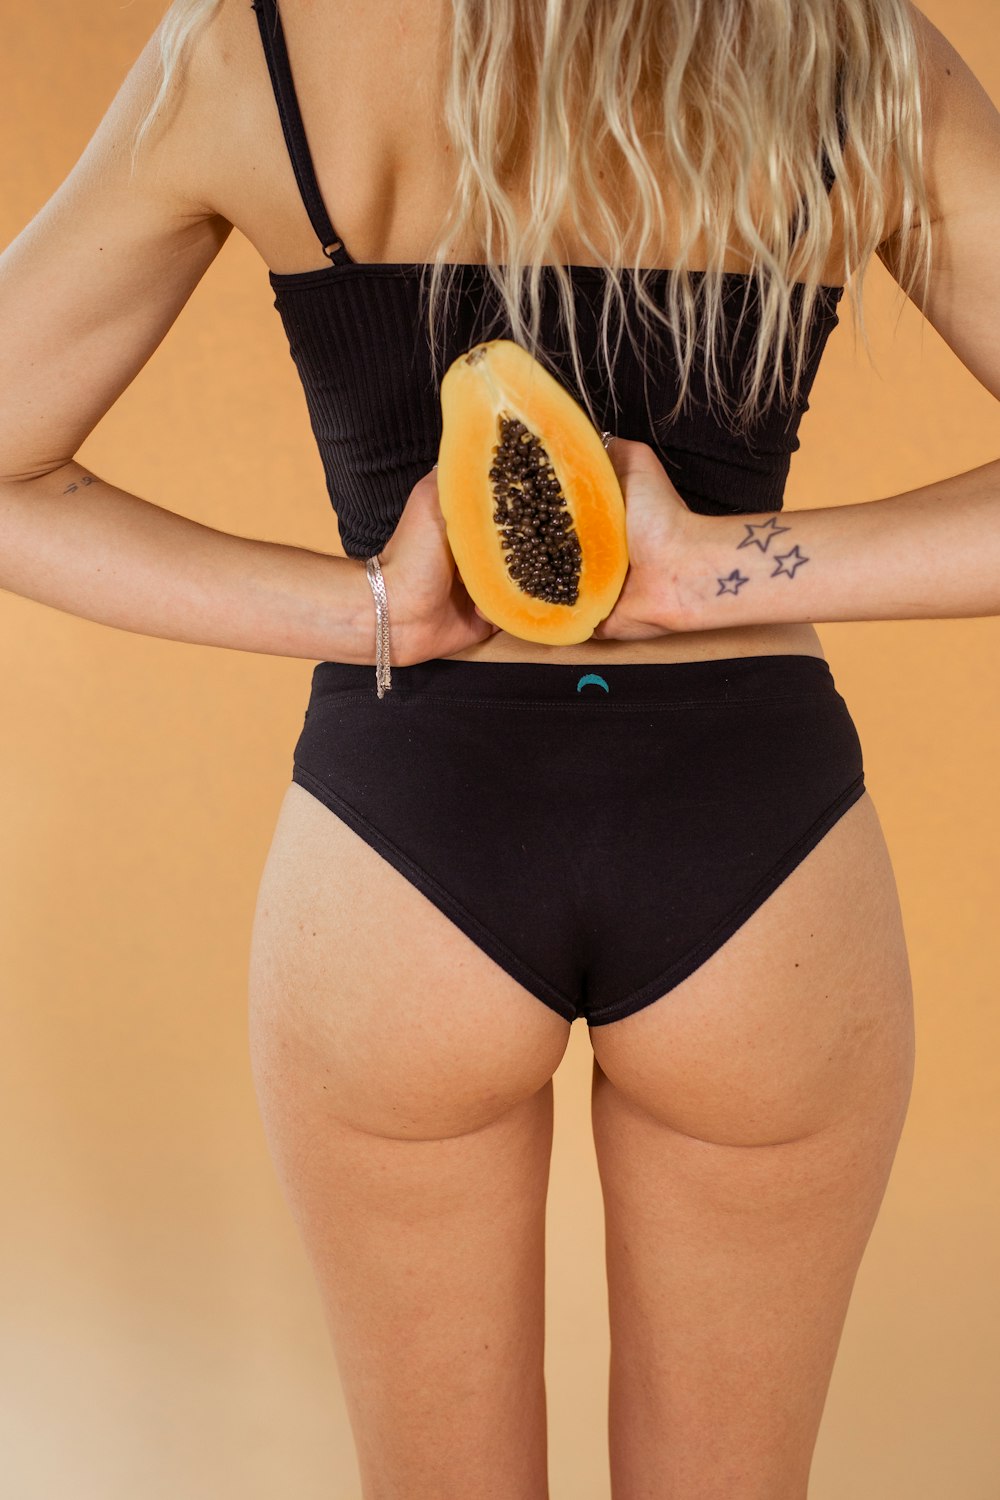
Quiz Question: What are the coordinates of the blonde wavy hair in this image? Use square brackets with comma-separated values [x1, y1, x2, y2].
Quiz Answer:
[131, 0, 933, 437]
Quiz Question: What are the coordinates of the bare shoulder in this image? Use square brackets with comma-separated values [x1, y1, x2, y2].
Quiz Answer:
[876, 4, 1000, 400]
[135, 0, 268, 221]
[900, 3, 1000, 227]
[0, 0, 260, 480]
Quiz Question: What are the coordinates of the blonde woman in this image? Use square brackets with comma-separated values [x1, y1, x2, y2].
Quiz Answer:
[2, 1, 998, 1495]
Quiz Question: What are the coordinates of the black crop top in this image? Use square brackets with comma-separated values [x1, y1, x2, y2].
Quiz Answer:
[251, 0, 847, 561]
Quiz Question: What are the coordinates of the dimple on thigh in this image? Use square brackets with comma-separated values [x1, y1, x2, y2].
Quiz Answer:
[589, 789, 916, 1148]
[248, 780, 571, 1141]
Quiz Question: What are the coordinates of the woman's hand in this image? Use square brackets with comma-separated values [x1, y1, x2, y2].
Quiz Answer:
[589, 437, 699, 640]
[378, 467, 501, 665]
[377, 440, 699, 662]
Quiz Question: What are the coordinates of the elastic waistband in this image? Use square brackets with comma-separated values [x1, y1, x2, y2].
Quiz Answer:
[308, 653, 833, 705]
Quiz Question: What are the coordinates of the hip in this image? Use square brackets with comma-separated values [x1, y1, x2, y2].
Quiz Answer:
[289, 649, 867, 971]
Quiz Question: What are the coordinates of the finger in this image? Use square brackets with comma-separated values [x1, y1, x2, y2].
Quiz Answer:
[406, 471, 448, 530]
[603, 433, 665, 486]
[601, 434, 629, 486]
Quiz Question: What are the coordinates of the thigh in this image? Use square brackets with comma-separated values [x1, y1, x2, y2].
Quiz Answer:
[588, 789, 915, 1500]
[247, 780, 571, 1499]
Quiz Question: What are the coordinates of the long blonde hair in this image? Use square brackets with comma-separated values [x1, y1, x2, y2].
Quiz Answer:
[132, 0, 933, 436]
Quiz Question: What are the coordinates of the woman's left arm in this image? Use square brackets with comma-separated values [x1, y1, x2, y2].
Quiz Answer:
[681, 9, 1000, 634]
[670, 457, 1000, 631]
[613, 6, 1000, 639]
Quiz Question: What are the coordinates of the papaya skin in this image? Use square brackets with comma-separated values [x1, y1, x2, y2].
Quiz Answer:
[436, 340, 629, 645]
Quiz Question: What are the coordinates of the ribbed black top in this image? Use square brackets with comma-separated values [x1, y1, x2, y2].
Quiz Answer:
[251, 0, 847, 561]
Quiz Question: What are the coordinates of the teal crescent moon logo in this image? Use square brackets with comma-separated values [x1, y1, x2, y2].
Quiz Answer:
[576, 673, 610, 694]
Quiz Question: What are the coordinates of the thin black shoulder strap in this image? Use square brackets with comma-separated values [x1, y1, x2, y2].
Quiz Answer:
[249, 0, 353, 265]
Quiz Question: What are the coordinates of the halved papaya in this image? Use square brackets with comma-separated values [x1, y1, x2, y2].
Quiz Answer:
[436, 339, 629, 645]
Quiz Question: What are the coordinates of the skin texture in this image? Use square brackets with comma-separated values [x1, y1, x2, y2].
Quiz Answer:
[241, 11, 995, 1494]
[249, 776, 913, 1500]
[1, 3, 996, 1496]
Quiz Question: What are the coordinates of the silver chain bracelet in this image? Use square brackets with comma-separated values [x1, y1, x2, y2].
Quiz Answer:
[364, 553, 392, 698]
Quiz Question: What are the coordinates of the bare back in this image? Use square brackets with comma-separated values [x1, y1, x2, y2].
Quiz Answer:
[189, 0, 858, 666]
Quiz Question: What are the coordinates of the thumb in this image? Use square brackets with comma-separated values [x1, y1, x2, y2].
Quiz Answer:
[603, 433, 666, 487]
[473, 604, 503, 635]
[386, 468, 444, 554]
[418, 466, 448, 534]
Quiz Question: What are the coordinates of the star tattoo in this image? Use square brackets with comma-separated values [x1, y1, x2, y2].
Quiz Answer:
[716, 568, 750, 595]
[771, 545, 810, 578]
[736, 515, 792, 552]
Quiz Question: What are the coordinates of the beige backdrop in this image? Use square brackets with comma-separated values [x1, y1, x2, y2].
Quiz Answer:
[2, 3, 999, 1497]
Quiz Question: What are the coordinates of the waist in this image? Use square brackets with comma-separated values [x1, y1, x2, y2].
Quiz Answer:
[441, 620, 826, 667]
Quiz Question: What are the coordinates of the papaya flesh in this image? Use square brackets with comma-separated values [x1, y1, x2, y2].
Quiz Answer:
[436, 339, 629, 645]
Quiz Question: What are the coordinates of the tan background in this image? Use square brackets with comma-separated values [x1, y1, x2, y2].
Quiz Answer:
[2, 2, 999, 1496]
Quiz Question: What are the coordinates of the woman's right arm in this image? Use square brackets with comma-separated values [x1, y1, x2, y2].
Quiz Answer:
[0, 8, 377, 665]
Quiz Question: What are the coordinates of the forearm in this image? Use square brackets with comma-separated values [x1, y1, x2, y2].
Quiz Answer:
[673, 456, 1000, 631]
[0, 459, 376, 662]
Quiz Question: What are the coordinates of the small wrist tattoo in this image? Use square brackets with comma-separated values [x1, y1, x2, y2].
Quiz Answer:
[770, 544, 810, 578]
[63, 473, 96, 494]
[736, 516, 791, 552]
[716, 569, 750, 595]
[713, 513, 811, 595]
